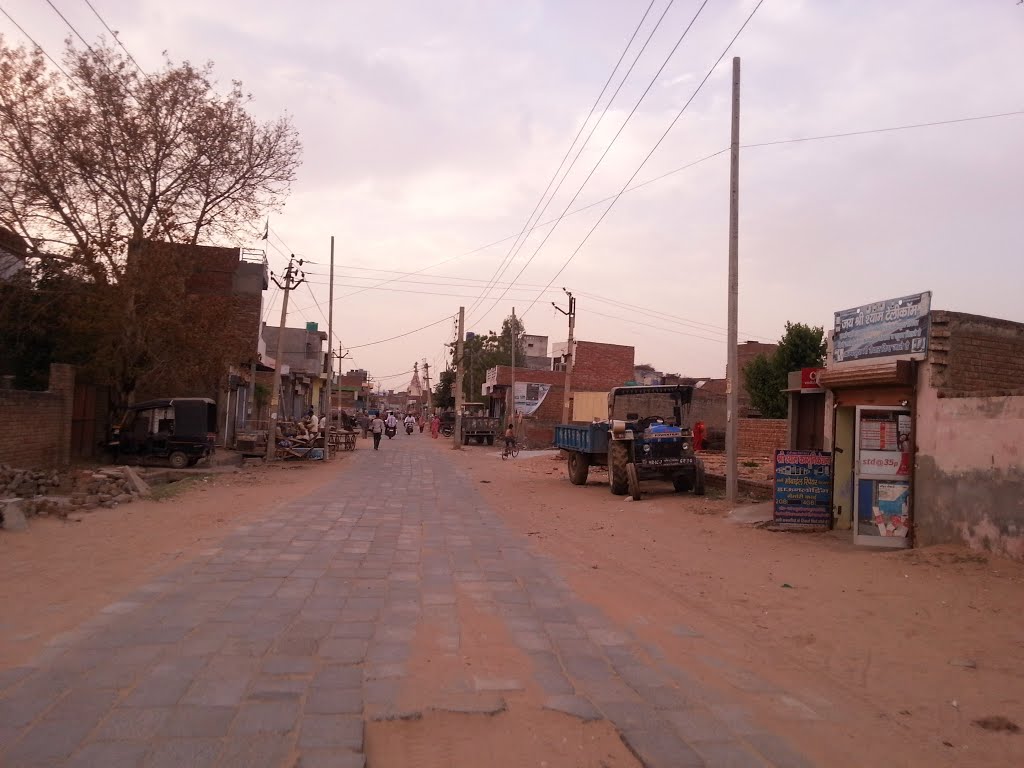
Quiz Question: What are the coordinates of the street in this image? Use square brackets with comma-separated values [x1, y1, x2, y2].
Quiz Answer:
[1, 438, 1021, 767]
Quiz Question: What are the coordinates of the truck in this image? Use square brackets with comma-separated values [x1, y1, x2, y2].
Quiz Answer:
[459, 402, 500, 445]
[553, 384, 706, 500]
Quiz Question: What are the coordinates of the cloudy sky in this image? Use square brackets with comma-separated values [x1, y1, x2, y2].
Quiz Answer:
[5, 0, 1023, 389]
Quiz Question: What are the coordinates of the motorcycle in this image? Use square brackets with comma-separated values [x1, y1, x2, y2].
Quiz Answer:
[405, 423, 414, 435]
[440, 425, 454, 438]
[385, 424, 397, 439]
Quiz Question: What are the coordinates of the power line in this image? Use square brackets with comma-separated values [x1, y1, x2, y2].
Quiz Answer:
[585, 307, 726, 343]
[0, 3, 75, 81]
[45, 0, 94, 52]
[81, 0, 144, 75]
[478, 0, 712, 326]
[465, 0, 659, 320]
[345, 314, 456, 350]
[301, 266, 564, 291]
[523, 0, 766, 319]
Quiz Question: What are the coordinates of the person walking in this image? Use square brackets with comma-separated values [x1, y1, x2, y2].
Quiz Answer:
[359, 412, 370, 439]
[430, 414, 440, 439]
[370, 413, 385, 450]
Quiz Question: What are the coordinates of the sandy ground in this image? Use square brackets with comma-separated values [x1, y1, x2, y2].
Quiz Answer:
[0, 458, 343, 669]
[453, 443, 1024, 768]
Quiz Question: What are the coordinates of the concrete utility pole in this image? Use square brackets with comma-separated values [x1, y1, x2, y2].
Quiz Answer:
[726, 56, 741, 504]
[422, 360, 432, 417]
[453, 306, 466, 449]
[324, 236, 335, 460]
[510, 307, 517, 434]
[553, 289, 576, 423]
[266, 255, 305, 461]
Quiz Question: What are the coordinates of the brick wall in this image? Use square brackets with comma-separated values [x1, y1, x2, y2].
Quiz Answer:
[571, 341, 635, 393]
[489, 366, 566, 447]
[738, 418, 788, 456]
[928, 311, 1024, 396]
[0, 363, 75, 469]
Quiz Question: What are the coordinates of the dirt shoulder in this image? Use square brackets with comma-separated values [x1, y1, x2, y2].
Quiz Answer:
[0, 458, 345, 669]
[450, 443, 1024, 768]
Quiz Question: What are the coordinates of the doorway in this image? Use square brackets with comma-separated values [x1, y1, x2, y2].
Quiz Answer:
[853, 406, 913, 548]
[832, 406, 856, 530]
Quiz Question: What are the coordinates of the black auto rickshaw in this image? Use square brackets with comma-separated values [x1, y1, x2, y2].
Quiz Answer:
[110, 398, 217, 469]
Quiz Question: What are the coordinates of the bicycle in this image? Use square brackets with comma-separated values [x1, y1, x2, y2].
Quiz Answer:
[501, 439, 520, 460]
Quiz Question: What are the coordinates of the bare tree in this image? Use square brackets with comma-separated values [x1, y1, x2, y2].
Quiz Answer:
[0, 36, 301, 401]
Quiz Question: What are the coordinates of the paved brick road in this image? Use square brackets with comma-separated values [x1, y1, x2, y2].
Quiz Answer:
[0, 438, 813, 767]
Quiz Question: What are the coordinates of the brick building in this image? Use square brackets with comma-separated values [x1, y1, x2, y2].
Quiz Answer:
[0, 364, 76, 469]
[734, 340, 779, 416]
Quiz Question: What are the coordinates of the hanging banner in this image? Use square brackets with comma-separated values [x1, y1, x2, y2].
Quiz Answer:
[833, 291, 931, 363]
[514, 382, 551, 416]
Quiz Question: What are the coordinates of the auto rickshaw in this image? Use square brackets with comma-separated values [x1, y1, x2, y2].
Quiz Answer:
[109, 398, 217, 469]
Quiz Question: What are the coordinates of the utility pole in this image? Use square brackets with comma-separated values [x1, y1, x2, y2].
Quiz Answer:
[552, 289, 576, 423]
[726, 56, 741, 504]
[422, 360, 432, 418]
[266, 255, 305, 461]
[453, 306, 466, 448]
[324, 236, 335, 460]
[510, 307, 517, 435]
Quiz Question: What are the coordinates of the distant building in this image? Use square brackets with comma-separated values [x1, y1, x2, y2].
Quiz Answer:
[0, 225, 28, 281]
[260, 322, 328, 421]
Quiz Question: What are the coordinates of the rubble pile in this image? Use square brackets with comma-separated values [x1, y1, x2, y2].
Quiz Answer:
[1, 464, 147, 529]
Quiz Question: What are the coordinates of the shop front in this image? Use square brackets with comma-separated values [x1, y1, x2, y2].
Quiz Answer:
[821, 291, 931, 549]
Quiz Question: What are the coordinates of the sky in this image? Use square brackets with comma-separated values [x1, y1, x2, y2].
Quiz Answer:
[4, 0, 1023, 391]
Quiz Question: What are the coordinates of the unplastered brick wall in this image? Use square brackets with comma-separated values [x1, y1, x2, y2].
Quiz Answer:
[738, 418, 788, 456]
[0, 364, 75, 469]
[572, 341, 635, 393]
[928, 311, 1024, 396]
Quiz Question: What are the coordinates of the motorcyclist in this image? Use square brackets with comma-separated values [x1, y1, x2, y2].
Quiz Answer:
[384, 411, 399, 437]
[403, 414, 416, 434]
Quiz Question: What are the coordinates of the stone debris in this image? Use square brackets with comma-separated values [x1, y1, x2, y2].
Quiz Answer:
[0, 463, 143, 528]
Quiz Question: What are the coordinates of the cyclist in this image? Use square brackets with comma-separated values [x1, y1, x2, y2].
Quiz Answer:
[503, 423, 516, 454]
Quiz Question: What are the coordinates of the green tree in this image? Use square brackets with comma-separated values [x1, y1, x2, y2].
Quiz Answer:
[743, 322, 825, 418]
[433, 368, 455, 409]
[459, 314, 525, 401]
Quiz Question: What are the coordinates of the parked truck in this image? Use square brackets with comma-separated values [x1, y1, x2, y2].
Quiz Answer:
[553, 385, 705, 500]
[459, 402, 500, 445]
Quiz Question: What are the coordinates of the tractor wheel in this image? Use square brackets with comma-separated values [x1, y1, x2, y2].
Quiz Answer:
[568, 452, 590, 485]
[168, 451, 189, 470]
[672, 474, 692, 493]
[626, 462, 642, 501]
[463, 433, 470, 445]
[608, 441, 629, 495]
[694, 462, 707, 496]
[486, 436, 494, 446]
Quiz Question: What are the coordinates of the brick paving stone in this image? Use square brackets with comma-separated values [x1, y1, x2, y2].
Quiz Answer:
[543, 695, 601, 721]
[298, 714, 364, 750]
[160, 705, 238, 738]
[3, 718, 96, 766]
[319, 638, 369, 663]
[66, 741, 149, 768]
[142, 737, 222, 768]
[745, 732, 817, 768]
[619, 726, 706, 768]
[305, 686, 364, 714]
[232, 699, 301, 733]
[262, 655, 317, 676]
[92, 707, 171, 741]
[694, 741, 771, 767]
[217, 734, 295, 768]
[296, 748, 366, 767]
[666, 707, 738, 743]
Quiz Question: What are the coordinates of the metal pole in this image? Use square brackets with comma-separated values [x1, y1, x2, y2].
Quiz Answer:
[325, 236, 334, 459]
[266, 258, 297, 461]
[453, 306, 465, 448]
[726, 56, 741, 504]
[422, 360, 431, 417]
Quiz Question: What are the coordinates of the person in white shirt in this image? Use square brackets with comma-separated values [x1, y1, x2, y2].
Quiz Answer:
[385, 412, 399, 430]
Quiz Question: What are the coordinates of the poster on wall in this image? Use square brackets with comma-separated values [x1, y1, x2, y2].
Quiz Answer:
[858, 480, 910, 537]
[833, 291, 931, 363]
[773, 450, 833, 529]
[859, 410, 912, 478]
[514, 382, 551, 416]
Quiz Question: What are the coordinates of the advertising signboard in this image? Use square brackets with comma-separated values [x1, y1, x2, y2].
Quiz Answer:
[773, 450, 833, 528]
[514, 382, 551, 416]
[833, 291, 931, 364]
[800, 367, 824, 391]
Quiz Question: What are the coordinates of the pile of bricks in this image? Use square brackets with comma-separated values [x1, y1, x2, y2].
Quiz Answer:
[0, 464, 67, 499]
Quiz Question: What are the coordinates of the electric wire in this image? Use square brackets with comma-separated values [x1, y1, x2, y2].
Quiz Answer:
[465, 0, 659, 320]
[478, 0, 712, 326]
[522, 0, 766, 320]
[81, 0, 144, 74]
[345, 314, 456, 350]
[0, 3, 75, 81]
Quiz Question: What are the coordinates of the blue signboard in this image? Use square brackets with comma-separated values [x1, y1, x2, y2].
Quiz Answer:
[833, 291, 931, 364]
[774, 450, 833, 528]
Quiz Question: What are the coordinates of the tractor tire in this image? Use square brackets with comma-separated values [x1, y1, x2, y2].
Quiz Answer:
[568, 452, 590, 485]
[694, 462, 707, 496]
[672, 474, 692, 493]
[169, 451, 189, 470]
[608, 441, 629, 495]
[626, 462, 642, 501]
[463, 433, 470, 445]
[486, 436, 494, 446]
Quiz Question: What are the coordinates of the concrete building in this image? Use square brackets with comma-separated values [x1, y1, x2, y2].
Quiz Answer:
[260, 322, 328, 422]
[0, 225, 27, 281]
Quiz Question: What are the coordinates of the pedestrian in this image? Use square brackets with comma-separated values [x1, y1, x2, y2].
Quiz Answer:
[370, 413, 385, 450]
[359, 412, 370, 439]
[430, 414, 440, 439]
